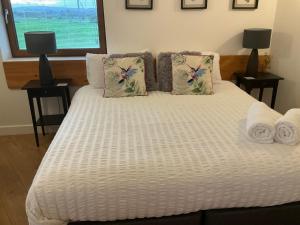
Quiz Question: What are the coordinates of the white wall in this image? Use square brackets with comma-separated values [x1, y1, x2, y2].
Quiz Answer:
[104, 0, 277, 54]
[0, 54, 34, 135]
[270, 0, 300, 113]
[0, 0, 278, 135]
[0, 3, 33, 135]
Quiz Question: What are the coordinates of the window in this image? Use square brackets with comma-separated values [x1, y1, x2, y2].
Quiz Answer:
[1, 0, 107, 57]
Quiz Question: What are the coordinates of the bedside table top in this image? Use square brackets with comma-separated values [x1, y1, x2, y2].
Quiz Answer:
[235, 72, 284, 81]
[22, 79, 72, 90]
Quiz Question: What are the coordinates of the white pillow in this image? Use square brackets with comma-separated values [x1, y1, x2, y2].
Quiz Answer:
[86, 53, 107, 88]
[201, 51, 222, 81]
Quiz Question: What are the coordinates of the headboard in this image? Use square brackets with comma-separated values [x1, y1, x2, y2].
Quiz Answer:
[2, 55, 268, 89]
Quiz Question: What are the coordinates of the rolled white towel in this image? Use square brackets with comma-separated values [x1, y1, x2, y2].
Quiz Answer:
[246, 102, 282, 144]
[275, 109, 300, 145]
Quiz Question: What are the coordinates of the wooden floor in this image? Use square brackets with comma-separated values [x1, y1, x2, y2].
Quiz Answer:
[0, 134, 54, 225]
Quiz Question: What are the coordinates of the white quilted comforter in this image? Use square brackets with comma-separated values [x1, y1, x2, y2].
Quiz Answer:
[26, 81, 300, 225]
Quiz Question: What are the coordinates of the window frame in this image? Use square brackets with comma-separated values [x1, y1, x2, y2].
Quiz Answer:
[1, 0, 107, 57]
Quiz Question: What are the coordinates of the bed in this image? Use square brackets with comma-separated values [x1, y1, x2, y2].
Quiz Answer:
[26, 81, 300, 225]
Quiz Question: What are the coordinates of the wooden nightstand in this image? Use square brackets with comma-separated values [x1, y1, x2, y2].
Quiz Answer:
[235, 72, 284, 109]
[22, 79, 72, 147]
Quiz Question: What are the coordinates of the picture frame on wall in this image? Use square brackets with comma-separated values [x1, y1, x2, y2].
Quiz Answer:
[126, 0, 153, 10]
[181, 0, 208, 10]
[232, 0, 259, 9]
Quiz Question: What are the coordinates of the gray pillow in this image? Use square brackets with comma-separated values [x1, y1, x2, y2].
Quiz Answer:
[110, 52, 157, 91]
[157, 51, 203, 92]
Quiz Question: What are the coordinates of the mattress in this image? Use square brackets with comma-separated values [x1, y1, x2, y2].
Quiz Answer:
[26, 81, 300, 225]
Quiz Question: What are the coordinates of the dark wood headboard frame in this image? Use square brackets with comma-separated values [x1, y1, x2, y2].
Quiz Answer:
[2, 55, 268, 89]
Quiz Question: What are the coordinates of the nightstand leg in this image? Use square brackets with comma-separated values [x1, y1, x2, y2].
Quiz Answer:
[271, 81, 279, 109]
[28, 96, 39, 147]
[259, 88, 264, 101]
[65, 88, 71, 108]
[62, 95, 68, 115]
[36, 97, 45, 136]
[236, 78, 241, 87]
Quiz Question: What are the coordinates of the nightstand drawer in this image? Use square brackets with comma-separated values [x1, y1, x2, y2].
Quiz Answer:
[28, 88, 63, 97]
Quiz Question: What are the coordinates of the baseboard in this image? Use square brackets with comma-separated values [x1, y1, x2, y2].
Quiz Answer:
[0, 124, 34, 136]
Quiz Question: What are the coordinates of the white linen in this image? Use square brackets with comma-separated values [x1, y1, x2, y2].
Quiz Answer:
[275, 109, 300, 145]
[86, 53, 107, 88]
[26, 81, 300, 225]
[246, 102, 282, 144]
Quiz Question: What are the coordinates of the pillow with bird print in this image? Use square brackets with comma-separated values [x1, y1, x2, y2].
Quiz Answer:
[103, 56, 147, 97]
[171, 54, 214, 95]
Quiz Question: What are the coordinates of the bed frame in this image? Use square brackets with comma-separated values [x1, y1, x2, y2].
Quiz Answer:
[69, 201, 300, 225]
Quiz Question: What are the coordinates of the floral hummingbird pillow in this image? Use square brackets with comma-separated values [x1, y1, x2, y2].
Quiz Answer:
[171, 54, 214, 95]
[103, 56, 147, 97]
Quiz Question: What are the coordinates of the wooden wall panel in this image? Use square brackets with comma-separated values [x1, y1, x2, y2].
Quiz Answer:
[3, 55, 268, 89]
[220, 55, 268, 80]
[3, 60, 88, 89]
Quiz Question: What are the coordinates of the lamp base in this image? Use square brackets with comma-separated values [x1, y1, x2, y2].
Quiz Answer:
[246, 49, 259, 78]
[39, 54, 54, 86]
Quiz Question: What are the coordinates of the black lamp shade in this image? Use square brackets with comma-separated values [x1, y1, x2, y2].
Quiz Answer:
[25, 31, 57, 54]
[243, 28, 272, 49]
[24, 31, 57, 86]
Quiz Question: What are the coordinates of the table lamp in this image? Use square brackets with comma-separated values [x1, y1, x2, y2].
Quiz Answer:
[243, 28, 272, 77]
[25, 31, 57, 86]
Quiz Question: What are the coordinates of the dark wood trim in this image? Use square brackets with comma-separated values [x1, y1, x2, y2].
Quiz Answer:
[1, 0, 20, 55]
[126, 0, 153, 10]
[181, 0, 208, 10]
[97, 0, 107, 54]
[0, 0, 107, 57]
[232, 0, 259, 9]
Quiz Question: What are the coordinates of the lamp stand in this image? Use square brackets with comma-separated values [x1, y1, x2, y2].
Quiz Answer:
[39, 54, 54, 86]
[246, 49, 259, 77]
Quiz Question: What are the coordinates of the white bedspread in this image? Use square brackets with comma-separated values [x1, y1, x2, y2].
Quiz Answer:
[26, 81, 300, 225]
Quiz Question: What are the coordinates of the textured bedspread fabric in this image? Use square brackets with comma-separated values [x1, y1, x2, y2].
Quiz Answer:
[26, 81, 300, 225]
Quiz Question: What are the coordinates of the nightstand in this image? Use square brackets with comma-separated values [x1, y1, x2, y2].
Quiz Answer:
[235, 72, 284, 109]
[22, 79, 72, 147]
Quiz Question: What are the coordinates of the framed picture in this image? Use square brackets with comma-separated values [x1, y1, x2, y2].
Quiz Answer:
[126, 0, 153, 10]
[181, 0, 208, 9]
[232, 0, 259, 9]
